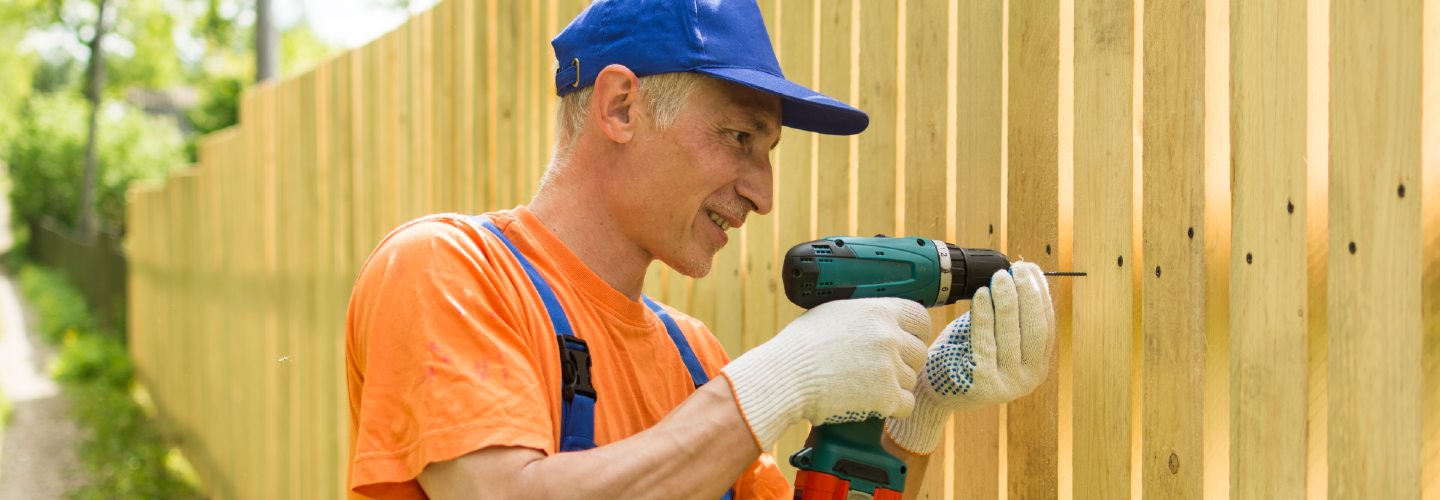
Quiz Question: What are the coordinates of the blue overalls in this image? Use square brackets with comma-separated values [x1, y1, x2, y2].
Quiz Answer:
[470, 217, 733, 499]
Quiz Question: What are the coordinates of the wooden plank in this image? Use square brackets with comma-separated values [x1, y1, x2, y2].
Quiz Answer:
[1072, 0, 1134, 497]
[282, 78, 302, 500]
[175, 171, 199, 484]
[519, 0, 536, 205]
[377, 31, 398, 232]
[739, 0, 780, 466]
[1140, 1, 1205, 497]
[771, 0, 817, 480]
[432, 4, 453, 212]
[1007, 0, 1062, 496]
[951, 1, 1004, 498]
[814, 0, 851, 238]
[254, 81, 281, 499]
[1421, 1, 1438, 498]
[237, 87, 259, 499]
[495, 1, 517, 208]
[1328, 0, 1423, 497]
[710, 238, 744, 357]
[410, 16, 430, 216]
[517, 0, 533, 200]
[1229, 0, 1308, 496]
[312, 63, 334, 499]
[899, 0, 951, 495]
[331, 50, 358, 497]
[854, 0, 898, 239]
[455, 0, 477, 213]
[1200, 0, 1231, 497]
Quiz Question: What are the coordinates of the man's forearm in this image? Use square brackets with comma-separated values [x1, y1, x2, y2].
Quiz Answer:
[421, 377, 760, 499]
[883, 432, 933, 499]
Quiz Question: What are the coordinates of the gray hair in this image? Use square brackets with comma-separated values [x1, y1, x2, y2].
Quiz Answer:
[544, 72, 709, 181]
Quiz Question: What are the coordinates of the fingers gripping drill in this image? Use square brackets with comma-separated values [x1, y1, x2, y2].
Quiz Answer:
[780, 236, 1081, 499]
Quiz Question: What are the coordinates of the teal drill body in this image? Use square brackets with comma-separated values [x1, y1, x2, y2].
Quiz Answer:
[781, 236, 1011, 498]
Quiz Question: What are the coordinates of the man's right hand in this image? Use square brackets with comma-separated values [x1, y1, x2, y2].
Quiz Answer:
[720, 297, 932, 451]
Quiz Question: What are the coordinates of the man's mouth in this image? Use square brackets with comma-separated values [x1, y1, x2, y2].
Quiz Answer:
[706, 210, 731, 231]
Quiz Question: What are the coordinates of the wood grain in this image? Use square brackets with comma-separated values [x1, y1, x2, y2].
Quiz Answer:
[1328, 0, 1423, 498]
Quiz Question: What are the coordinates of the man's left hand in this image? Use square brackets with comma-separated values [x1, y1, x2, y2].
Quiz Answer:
[884, 261, 1057, 455]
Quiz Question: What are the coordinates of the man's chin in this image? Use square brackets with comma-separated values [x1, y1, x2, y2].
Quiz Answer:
[658, 252, 714, 279]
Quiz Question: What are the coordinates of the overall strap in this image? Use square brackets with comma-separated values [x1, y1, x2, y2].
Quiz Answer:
[643, 295, 733, 500]
[466, 216, 734, 498]
[468, 216, 596, 452]
[641, 295, 709, 388]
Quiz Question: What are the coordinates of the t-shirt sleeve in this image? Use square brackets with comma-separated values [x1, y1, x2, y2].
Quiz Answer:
[347, 218, 558, 496]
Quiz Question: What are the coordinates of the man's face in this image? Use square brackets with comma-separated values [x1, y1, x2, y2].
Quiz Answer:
[604, 78, 781, 278]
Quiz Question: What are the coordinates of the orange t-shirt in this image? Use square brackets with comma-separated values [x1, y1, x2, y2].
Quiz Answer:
[345, 207, 789, 499]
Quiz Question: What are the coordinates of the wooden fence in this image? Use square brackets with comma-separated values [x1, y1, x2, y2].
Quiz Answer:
[125, 0, 1439, 498]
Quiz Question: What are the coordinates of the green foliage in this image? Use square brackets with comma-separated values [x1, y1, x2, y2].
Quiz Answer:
[281, 22, 337, 75]
[183, 72, 243, 160]
[187, 74, 242, 136]
[52, 331, 133, 390]
[0, 381, 10, 428]
[103, 0, 185, 91]
[17, 264, 203, 499]
[29, 56, 78, 94]
[0, 12, 37, 160]
[18, 264, 92, 343]
[5, 92, 185, 231]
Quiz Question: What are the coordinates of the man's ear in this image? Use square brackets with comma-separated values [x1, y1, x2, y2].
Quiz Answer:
[590, 64, 641, 145]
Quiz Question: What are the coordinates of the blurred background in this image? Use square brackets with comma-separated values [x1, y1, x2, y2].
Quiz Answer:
[0, 0, 433, 497]
[0, 0, 1436, 499]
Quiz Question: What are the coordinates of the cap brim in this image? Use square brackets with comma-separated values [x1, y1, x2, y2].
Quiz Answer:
[695, 67, 869, 136]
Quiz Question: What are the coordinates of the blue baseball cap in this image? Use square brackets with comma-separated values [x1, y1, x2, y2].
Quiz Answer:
[551, 0, 869, 136]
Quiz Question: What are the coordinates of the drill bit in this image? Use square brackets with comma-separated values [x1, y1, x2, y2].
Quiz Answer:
[1042, 271, 1087, 277]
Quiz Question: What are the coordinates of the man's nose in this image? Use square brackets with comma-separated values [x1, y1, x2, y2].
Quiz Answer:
[737, 156, 773, 215]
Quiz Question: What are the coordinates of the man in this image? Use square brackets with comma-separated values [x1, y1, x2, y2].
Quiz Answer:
[345, 1, 1056, 498]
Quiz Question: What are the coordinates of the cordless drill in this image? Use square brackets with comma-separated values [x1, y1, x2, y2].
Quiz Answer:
[780, 236, 1013, 500]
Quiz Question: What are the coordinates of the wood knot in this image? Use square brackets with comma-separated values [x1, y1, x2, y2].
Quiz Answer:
[1168, 452, 1179, 474]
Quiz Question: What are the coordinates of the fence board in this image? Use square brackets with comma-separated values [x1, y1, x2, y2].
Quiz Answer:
[1140, 1, 1206, 497]
[900, 0, 952, 495]
[854, 0, 898, 239]
[1072, 0, 1135, 498]
[1328, 0, 1423, 498]
[120, 1, 1436, 498]
[1008, 0, 1062, 496]
[950, 2, 1004, 497]
[769, 0, 817, 480]
[1229, 0, 1309, 496]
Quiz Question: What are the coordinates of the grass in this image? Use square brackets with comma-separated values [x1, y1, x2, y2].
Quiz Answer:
[15, 263, 203, 499]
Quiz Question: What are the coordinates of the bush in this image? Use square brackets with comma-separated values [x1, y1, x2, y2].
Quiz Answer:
[52, 331, 133, 390]
[16, 264, 202, 499]
[18, 264, 92, 343]
[5, 93, 185, 232]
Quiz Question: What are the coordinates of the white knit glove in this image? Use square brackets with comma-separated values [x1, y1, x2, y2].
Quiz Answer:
[885, 262, 1057, 455]
[721, 297, 931, 451]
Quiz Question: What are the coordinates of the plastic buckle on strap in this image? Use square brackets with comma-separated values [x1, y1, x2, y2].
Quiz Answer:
[557, 335, 595, 401]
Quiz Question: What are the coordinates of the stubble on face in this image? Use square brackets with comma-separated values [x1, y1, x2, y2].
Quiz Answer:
[636, 80, 779, 279]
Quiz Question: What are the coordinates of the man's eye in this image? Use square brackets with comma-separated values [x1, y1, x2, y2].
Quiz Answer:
[731, 130, 750, 144]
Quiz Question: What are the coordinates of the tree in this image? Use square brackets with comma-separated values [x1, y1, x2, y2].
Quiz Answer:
[77, 0, 115, 240]
[255, 0, 275, 81]
[8, 93, 184, 232]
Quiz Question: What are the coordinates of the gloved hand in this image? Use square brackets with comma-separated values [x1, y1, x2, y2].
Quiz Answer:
[721, 297, 931, 451]
[885, 262, 1057, 455]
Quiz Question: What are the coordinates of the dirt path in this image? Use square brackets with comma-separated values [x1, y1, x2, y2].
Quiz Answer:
[0, 266, 87, 497]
